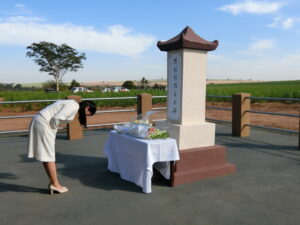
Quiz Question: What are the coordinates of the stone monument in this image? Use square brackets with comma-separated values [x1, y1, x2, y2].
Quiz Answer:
[157, 26, 236, 185]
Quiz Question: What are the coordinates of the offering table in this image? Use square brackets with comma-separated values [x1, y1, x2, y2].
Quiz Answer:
[104, 131, 180, 193]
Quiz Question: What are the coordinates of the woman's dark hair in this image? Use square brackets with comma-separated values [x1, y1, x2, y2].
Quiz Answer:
[78, 100, 97, 128]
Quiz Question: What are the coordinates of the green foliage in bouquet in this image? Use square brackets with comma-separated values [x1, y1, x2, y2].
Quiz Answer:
[147, 128, 169, 139]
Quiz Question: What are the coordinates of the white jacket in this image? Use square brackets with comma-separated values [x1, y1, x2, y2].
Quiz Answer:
[39, 100, 79, 130]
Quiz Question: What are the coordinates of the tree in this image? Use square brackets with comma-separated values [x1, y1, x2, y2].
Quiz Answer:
[153, 83, 166, 90]
[122, 80, 136, 89]
[141, 77, 148, 85]
[14, 84, 22, 89]
[26, 41, 86, 91]
[139, 77, 149, 89]
[70, 79, 80, 89]
[0, 83, 14, 91]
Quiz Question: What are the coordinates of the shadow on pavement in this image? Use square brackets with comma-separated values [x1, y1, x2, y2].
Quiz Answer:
[0, 178, 48, 194]
[55, 152, 143, 193]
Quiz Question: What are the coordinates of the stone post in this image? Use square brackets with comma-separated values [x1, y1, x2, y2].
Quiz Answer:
[137, 93, 152, 116]
[298, 112, 300, 150]
[66, 95, 82, 140]
[157, 26, 236, 186]
[0, 98, 3, 111]
[232, 93, 251, 137]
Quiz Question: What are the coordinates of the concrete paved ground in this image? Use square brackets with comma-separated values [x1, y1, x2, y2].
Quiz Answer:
[0, 124, 299, 225]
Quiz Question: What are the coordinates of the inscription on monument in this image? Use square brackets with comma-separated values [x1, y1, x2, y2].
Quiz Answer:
[168, 53, 181, 121]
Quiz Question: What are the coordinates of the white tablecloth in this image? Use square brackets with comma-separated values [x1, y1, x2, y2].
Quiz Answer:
[103, 131, 180, 193]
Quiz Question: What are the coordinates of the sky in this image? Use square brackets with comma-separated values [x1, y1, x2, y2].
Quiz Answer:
[0, 0, 299, 84]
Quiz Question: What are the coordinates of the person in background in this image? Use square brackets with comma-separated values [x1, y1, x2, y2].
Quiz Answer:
[27, 100, 97, 195]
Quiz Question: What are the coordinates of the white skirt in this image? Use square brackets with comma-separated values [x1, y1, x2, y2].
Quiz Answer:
[27, 114, 56, 162]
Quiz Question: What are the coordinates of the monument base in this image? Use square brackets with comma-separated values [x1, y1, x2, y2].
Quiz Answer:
[156, 121, 216, 149]
[171, 145, 236, 186]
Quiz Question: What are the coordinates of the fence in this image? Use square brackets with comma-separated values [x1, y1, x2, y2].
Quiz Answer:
[0, 93, 299, 149]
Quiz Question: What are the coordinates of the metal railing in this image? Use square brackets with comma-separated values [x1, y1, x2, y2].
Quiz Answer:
[0, 95, 299, 136]
[206, 95, 232, 124]
[246, 96, 299, 134]
[249, 96, 300, 102]
[206, 95, 300, 135]
[247, 110, 299, 118]
[0, 97, 139, 134]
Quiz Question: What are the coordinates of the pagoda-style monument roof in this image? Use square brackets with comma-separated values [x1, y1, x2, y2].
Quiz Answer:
[157, 26, 218, 52]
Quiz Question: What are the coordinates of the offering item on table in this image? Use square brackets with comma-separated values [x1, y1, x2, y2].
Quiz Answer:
[114, 113, 169, 139]
[147, 127, 169, 139]
[113, 123, 130, 135]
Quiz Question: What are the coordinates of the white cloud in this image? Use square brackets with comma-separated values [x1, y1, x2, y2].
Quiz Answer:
[282, 18, 294, 29]
[0, 16, 46, 23]
[249, 39, 275, 50]
[14, 3, 26, 9]
[0, 16, 155, 57]
[2, 3, 32, 16]
[219, 0, 284, 15]
[237, 38, 276, 55]
[268, 16, 296, 29]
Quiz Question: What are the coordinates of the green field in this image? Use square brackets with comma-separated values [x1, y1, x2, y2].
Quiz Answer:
[0, 80, 299, 111]
[0, 89, 166, 111]
[20, 83, 44, 88]
[206, 80, 300, 101]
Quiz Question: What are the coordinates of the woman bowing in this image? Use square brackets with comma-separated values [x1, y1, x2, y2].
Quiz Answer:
[27, 99, 96, 195]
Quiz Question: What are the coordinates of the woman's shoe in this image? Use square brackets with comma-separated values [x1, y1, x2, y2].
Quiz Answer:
[49, 184, 69, 195]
